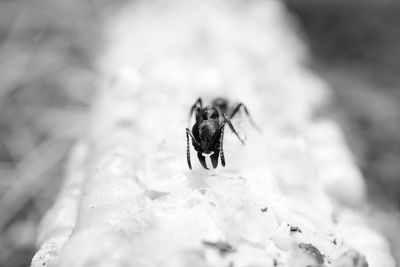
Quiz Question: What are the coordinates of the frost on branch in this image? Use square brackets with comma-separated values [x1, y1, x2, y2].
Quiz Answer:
[31, 1, 395, 267]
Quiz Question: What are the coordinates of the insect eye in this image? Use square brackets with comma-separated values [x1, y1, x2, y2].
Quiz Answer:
[211, 112, 219, 119]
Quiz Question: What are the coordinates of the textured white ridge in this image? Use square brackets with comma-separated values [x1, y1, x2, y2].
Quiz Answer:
[31, 1, 394, 266]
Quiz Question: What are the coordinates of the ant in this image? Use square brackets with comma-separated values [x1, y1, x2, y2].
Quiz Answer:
[185, 97, 260, 169]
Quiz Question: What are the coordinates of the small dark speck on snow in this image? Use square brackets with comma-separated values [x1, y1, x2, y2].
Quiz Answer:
[261, 207, 268, 212]
[290, 226, 302, 233]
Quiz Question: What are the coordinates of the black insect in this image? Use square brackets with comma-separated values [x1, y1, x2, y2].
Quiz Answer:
[185, 97, 260, 169]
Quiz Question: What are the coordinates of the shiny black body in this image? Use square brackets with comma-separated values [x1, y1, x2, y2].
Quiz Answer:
[186, 97, 259, 169]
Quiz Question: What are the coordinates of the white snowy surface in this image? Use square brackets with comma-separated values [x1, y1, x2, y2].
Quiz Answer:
[31, 1, 394, 267]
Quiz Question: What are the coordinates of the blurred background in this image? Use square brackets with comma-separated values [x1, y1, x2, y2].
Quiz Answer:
[287, 0, 400, 208]
[0, 0, 399, 266]
[0, 0, 110, 266]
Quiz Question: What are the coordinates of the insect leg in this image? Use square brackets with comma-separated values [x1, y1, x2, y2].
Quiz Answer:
[186, 129, 192, 169]
[229, 103, 261, 131]
[197, 152, 208, 169]
[188, 98, 203, 122]
[219, 124, 226, 167]
[224, 115, 245, 145]
[186, 128, 201, 170]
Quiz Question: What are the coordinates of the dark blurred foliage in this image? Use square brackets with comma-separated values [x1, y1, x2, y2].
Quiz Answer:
[286, 0, 400, 207]
[286, 0, 400, 264]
